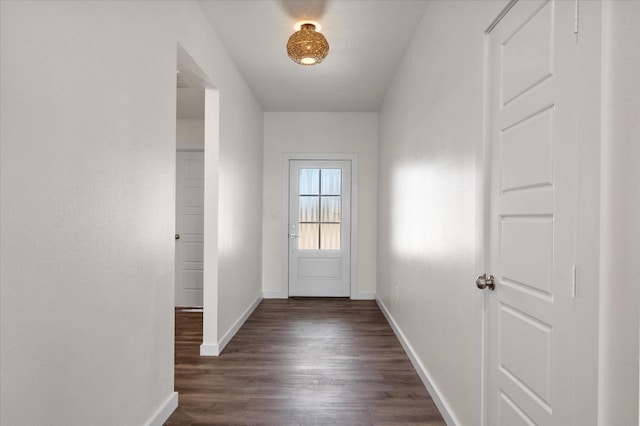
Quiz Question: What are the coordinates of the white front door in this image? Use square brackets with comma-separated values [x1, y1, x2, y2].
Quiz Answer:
[288, 160, 351, 297]
[175, 151, 204, 307]
[484, 1, 585, 424]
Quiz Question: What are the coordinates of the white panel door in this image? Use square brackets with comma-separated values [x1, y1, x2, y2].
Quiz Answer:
[484, 1, 583, 424]
[175, 151, 204, 307]
[289, 160, 351, 297]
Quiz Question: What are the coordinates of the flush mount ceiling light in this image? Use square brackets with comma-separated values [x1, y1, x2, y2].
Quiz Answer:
[286, 22, 329, 66]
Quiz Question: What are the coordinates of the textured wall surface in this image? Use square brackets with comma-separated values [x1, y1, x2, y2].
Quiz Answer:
[600, 1, 640, 424]
[0, 1, 263, 424]
[377, 2, 505, 425]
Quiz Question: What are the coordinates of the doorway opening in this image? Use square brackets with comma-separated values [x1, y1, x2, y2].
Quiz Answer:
[175, 71, 205, 308]
[175, 44, 221, 354]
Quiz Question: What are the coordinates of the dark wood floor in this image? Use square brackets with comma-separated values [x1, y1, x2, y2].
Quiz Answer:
[165, 298, 445, 425]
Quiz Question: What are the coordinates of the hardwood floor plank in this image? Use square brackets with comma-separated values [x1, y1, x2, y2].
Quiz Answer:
[165, 299, 445, 425]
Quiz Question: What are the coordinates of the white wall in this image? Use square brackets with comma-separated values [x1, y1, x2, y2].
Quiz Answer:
[262, 112, 378, 299]
[377, 2, 504, 425]
[217, 82, 264, 336]
[0, 1, 263, 425]
[601, 1, 640, 424]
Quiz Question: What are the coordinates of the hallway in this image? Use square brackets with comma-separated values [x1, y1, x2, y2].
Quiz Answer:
[166, 299, 445, 425]
[2, 2, 639, 425]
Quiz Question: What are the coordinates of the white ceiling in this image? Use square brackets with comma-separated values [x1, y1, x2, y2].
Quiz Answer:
[197, 0, 429, 112]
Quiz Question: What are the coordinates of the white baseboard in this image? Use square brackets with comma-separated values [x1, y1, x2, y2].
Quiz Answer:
[352, 293, 376, 300]
[263, 292, 375, 300]
[376, 297, 458, 426]
[217, 295, 262, 353]
[200, 295, 262, 356]
[145, 391, 178, 426]
[199, 342, 220, 356]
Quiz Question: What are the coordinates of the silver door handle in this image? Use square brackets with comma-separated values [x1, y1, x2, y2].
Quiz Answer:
[476, 273, 495, 291]
[289, 234, 300, 239]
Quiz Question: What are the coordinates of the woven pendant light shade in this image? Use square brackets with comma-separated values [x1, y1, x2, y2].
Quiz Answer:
[286, 23, 329, 66]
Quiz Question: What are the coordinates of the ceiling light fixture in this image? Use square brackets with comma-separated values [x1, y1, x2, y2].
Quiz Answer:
[286, 22, 329, 66]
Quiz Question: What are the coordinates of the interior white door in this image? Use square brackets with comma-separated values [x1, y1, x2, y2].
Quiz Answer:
[288, 160, 351, 297]
[484, 1, 582, 424]
[175, 151, 204, 307]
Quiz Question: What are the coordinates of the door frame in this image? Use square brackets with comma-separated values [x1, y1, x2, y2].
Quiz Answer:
[476, 4, 516, 422]
[477, 4, 521, 421]
[281, 153, 359, 299]
[477, 1, 603, 425]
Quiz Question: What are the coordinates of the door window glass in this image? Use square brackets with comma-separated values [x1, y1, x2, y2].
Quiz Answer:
[298, 168, 342, 250]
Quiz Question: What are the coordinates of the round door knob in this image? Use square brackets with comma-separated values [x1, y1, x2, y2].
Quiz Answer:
[476, 274, 495, 291]
[175, 234, 180, 240]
